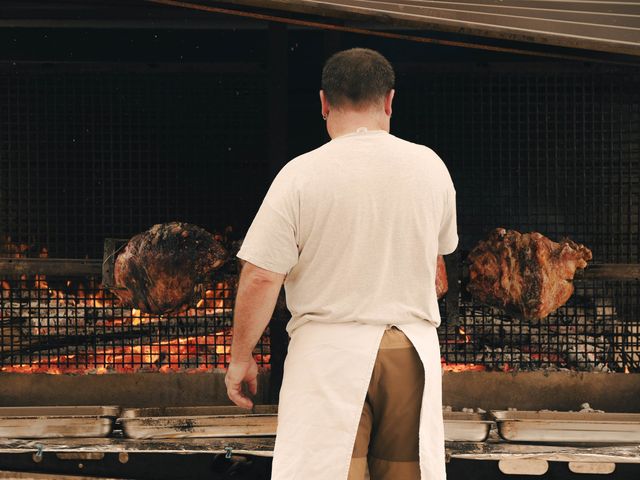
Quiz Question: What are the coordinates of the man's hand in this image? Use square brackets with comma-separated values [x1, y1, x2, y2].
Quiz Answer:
[225, 357, 259, 409]
[226, 261, 284, 408]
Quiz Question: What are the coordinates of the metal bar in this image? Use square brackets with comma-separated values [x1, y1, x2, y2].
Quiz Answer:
[299, 0, 640, 30]
[0, 259, 102, 276]
[216, 0, 640, 56]
[144, 0, 640, 65]
[0, 471, 125, 480]
[374, 1, 640, 17]
[578, 264, 640, 281]
[445, 251, 461, 326]
[102, 239, 116, 288]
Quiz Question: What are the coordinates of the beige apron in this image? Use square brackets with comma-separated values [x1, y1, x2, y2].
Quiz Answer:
[271, 321, 446, 480]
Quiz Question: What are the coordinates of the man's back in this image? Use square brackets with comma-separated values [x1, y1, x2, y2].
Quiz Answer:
[239, 129, 457, 332]
[228, 48, 456, 480]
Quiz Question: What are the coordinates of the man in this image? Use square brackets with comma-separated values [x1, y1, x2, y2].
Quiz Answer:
[225, 48, 457, 480]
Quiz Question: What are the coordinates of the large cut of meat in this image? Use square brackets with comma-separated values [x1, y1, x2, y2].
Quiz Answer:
[436, 255, 448, 299]
[467, 228, 592, 320]
[114, 222, 228, 315]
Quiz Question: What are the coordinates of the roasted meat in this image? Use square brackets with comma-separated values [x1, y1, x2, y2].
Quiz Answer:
[436, 255, 448, 299]
[467, 228, 592, 320]
[114, 222, 227, 314]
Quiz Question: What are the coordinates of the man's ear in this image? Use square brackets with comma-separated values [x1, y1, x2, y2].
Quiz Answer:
[319, 90, 330, 118]
[384, 89, 395, 116]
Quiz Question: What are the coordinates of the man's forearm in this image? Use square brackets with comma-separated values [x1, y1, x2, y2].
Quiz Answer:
[231, 262, 285, 361]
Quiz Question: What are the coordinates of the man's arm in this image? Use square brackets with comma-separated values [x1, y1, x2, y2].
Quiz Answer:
[225, 261, 285, 409]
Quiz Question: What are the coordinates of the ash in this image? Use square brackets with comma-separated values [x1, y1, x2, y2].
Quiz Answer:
[439, 284, 639, 372]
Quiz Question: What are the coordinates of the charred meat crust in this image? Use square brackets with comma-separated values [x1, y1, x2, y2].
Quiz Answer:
[467, 228, 592, 320]
[114, 222, 228, 315]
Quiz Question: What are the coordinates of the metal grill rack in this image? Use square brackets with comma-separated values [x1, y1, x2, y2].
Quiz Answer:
[396, 66, 640, 262]
[398, 65, 640, 373]
[1, 61, 639, 373]
[438, 279, 640, 372]
[0, 65, 268, 260]
[0, 272, 270, 372]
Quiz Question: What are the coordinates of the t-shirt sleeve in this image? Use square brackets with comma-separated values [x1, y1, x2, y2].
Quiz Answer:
[237, 168, 299, 275]
[438, 186, 458, 255]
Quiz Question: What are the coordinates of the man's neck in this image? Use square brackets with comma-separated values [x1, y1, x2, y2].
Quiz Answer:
[327, 109, 390, 139]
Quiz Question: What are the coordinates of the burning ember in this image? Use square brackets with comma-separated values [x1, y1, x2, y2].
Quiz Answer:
[0, 241, 270, 374]
[458, 326, 471, 344]
[1, 332, 270, 374]
[441, 360, 486, 373]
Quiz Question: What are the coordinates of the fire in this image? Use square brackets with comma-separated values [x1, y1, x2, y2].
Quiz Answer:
[0, 332, 265, 374]
[204, 286, 233, 312]
[441, 360, 486, 373]
[0, 236, 29, 258]
[457, 325, 472, 344]
[0, 257, 267, 374]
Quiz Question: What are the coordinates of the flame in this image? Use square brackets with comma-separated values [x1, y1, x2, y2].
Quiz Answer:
[0, 332, 246, 374]
[0, 237, 29, 258]
[202, 286, 232, 313]
[441, 359, 486, 373]
[0, 269, 260, 374]
[457, 325, 472, 344]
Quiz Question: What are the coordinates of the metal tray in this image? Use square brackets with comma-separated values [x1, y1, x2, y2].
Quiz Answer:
[119, 405, 278, 439]
[0, 406, 120, 439]
[492, 410, 640, 444]
[121, 407, 493, 441]
[443, 412, 493, 442]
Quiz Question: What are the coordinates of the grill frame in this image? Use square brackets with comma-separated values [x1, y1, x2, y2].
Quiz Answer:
[0, 262, 271, 373]
[0, 59, 639, 373]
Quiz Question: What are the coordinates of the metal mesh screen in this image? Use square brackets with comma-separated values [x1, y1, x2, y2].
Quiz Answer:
[1, 61, 639, 373]
[0, 272, 270, 372]
[0, 65, 268, 259]
[405, 66, 640, 372]
[438, 280, 639, 372]
[0, 63, 271, 372]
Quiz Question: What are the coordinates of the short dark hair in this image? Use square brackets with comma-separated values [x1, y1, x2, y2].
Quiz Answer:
[321, 48, 395, 108]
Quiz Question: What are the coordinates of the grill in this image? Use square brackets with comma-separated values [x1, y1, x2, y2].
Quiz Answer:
[0, 63, 272, 373]
[0, 269, 271, 372]
[400, 66, 640, 373]
[438, 279, 638, 372]
[1, 60, 639, 374]
[0, 65, 268, 259]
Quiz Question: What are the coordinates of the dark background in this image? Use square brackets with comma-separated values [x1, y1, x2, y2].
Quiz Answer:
[1, 26, 638, 263]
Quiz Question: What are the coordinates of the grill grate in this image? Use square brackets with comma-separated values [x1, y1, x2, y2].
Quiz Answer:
[0, 273, 271, 372]
[1, 61, 639, 372]
[0, 64, 271, 373]
[0, 66, 268, 259]
[413, 66, 640, 372]
[397, 67, 640, 262]
[438, 281, 640, 372]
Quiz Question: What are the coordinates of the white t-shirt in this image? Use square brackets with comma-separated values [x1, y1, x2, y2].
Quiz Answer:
[237, 129, 458, 332]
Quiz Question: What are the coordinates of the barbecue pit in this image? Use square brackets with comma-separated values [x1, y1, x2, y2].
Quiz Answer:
[1, 6, 639, 478]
